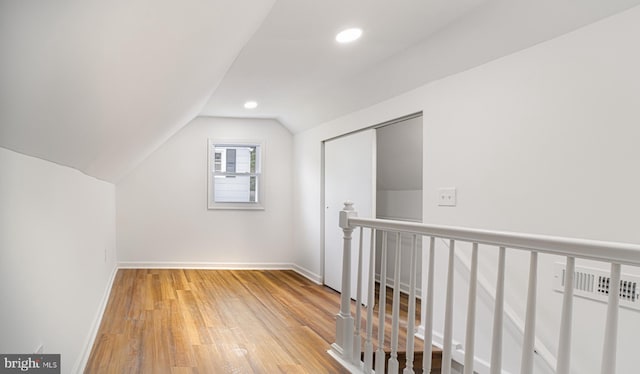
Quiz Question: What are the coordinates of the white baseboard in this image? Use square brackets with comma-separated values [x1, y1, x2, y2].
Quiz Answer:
[118, 261, 294, 270]
[416, 325, 491, 374]
[73, 264, 118, 374]
[292, 264, 323, 284]
[328, 347, 362, 373]
[118, 261, 323, 285]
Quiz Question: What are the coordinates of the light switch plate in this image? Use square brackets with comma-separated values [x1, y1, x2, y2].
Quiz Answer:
[438, 188, 457, 207]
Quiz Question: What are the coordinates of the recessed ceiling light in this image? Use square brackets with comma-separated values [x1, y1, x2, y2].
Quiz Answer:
[244, 101, 258, 109]
[336, 28, 362, 44]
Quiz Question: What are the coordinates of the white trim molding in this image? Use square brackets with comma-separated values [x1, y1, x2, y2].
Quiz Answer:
[292, 264, 323, 284]
[118, 261, 292, 270]
[118, 261, 323, 284]
[73, 265, 119, 374]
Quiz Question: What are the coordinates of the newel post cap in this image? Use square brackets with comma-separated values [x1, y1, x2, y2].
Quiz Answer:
[339, 201, 357, 229]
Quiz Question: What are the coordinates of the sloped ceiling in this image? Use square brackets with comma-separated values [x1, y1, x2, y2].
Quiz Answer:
[0, 0, 275, 182]
[200, 0, 486, 131]
[202, 0, 640, 133]
[2, 0, 640, 182]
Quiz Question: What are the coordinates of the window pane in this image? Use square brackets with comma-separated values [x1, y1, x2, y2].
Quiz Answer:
[214, 151, 222, 172]
[250, 146, 257, 173]
[213, 146, 256, 174]
[226, 149, 236, 172]
[214, 175, 252, 202]
[250, 175, 257, 202]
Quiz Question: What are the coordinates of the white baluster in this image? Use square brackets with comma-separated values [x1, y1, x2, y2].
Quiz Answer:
[423, 237, 435, 374]
[375, 231, 388, 372]
[332, 202, 356, 360]
[490, 247, 506, 374]
[601, 263, 621, 374]
[463, 243, 479, 374]
[403, 235, 419, 374]
[353, 227, 364, 363]
[556, 256, 575, 374]
[520, 251, 538, 374]
[442, 239, 456, 374]
[364, 229, 376, 373]
[389, 233, 402, 373]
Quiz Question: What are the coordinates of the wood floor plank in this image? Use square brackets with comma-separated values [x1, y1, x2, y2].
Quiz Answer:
[85, 269, 438, 373]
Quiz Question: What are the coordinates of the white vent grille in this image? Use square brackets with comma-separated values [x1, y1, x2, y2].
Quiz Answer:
[553, 263, 640, 311]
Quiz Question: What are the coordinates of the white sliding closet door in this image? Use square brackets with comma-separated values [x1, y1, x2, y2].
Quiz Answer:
[324, 129, 376, 305]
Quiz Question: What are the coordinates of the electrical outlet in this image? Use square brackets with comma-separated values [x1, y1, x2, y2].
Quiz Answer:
[438, 187, 457, 207]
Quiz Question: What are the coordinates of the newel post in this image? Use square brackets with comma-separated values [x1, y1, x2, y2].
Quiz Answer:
[332, 201, 357, 360]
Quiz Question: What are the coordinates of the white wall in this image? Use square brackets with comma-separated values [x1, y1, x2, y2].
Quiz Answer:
[421, 5, 640, 373]
[0, 147, 117, 373]
[117, 117, 294, 268]
[293, 5, 640, 373]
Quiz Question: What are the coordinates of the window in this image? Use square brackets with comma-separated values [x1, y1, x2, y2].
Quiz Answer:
[208, 140, 263, 210]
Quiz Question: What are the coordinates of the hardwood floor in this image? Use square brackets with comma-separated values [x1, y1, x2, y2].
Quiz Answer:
[85, 269, 437, 373]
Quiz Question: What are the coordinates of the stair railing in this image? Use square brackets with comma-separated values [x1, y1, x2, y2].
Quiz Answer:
[329, 202, 640, 374]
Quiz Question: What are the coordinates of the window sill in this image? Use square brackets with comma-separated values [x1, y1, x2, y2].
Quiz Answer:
[208, 202, 265, 211]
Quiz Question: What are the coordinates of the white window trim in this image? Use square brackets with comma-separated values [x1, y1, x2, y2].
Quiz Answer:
[207, 139, 265, 210]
